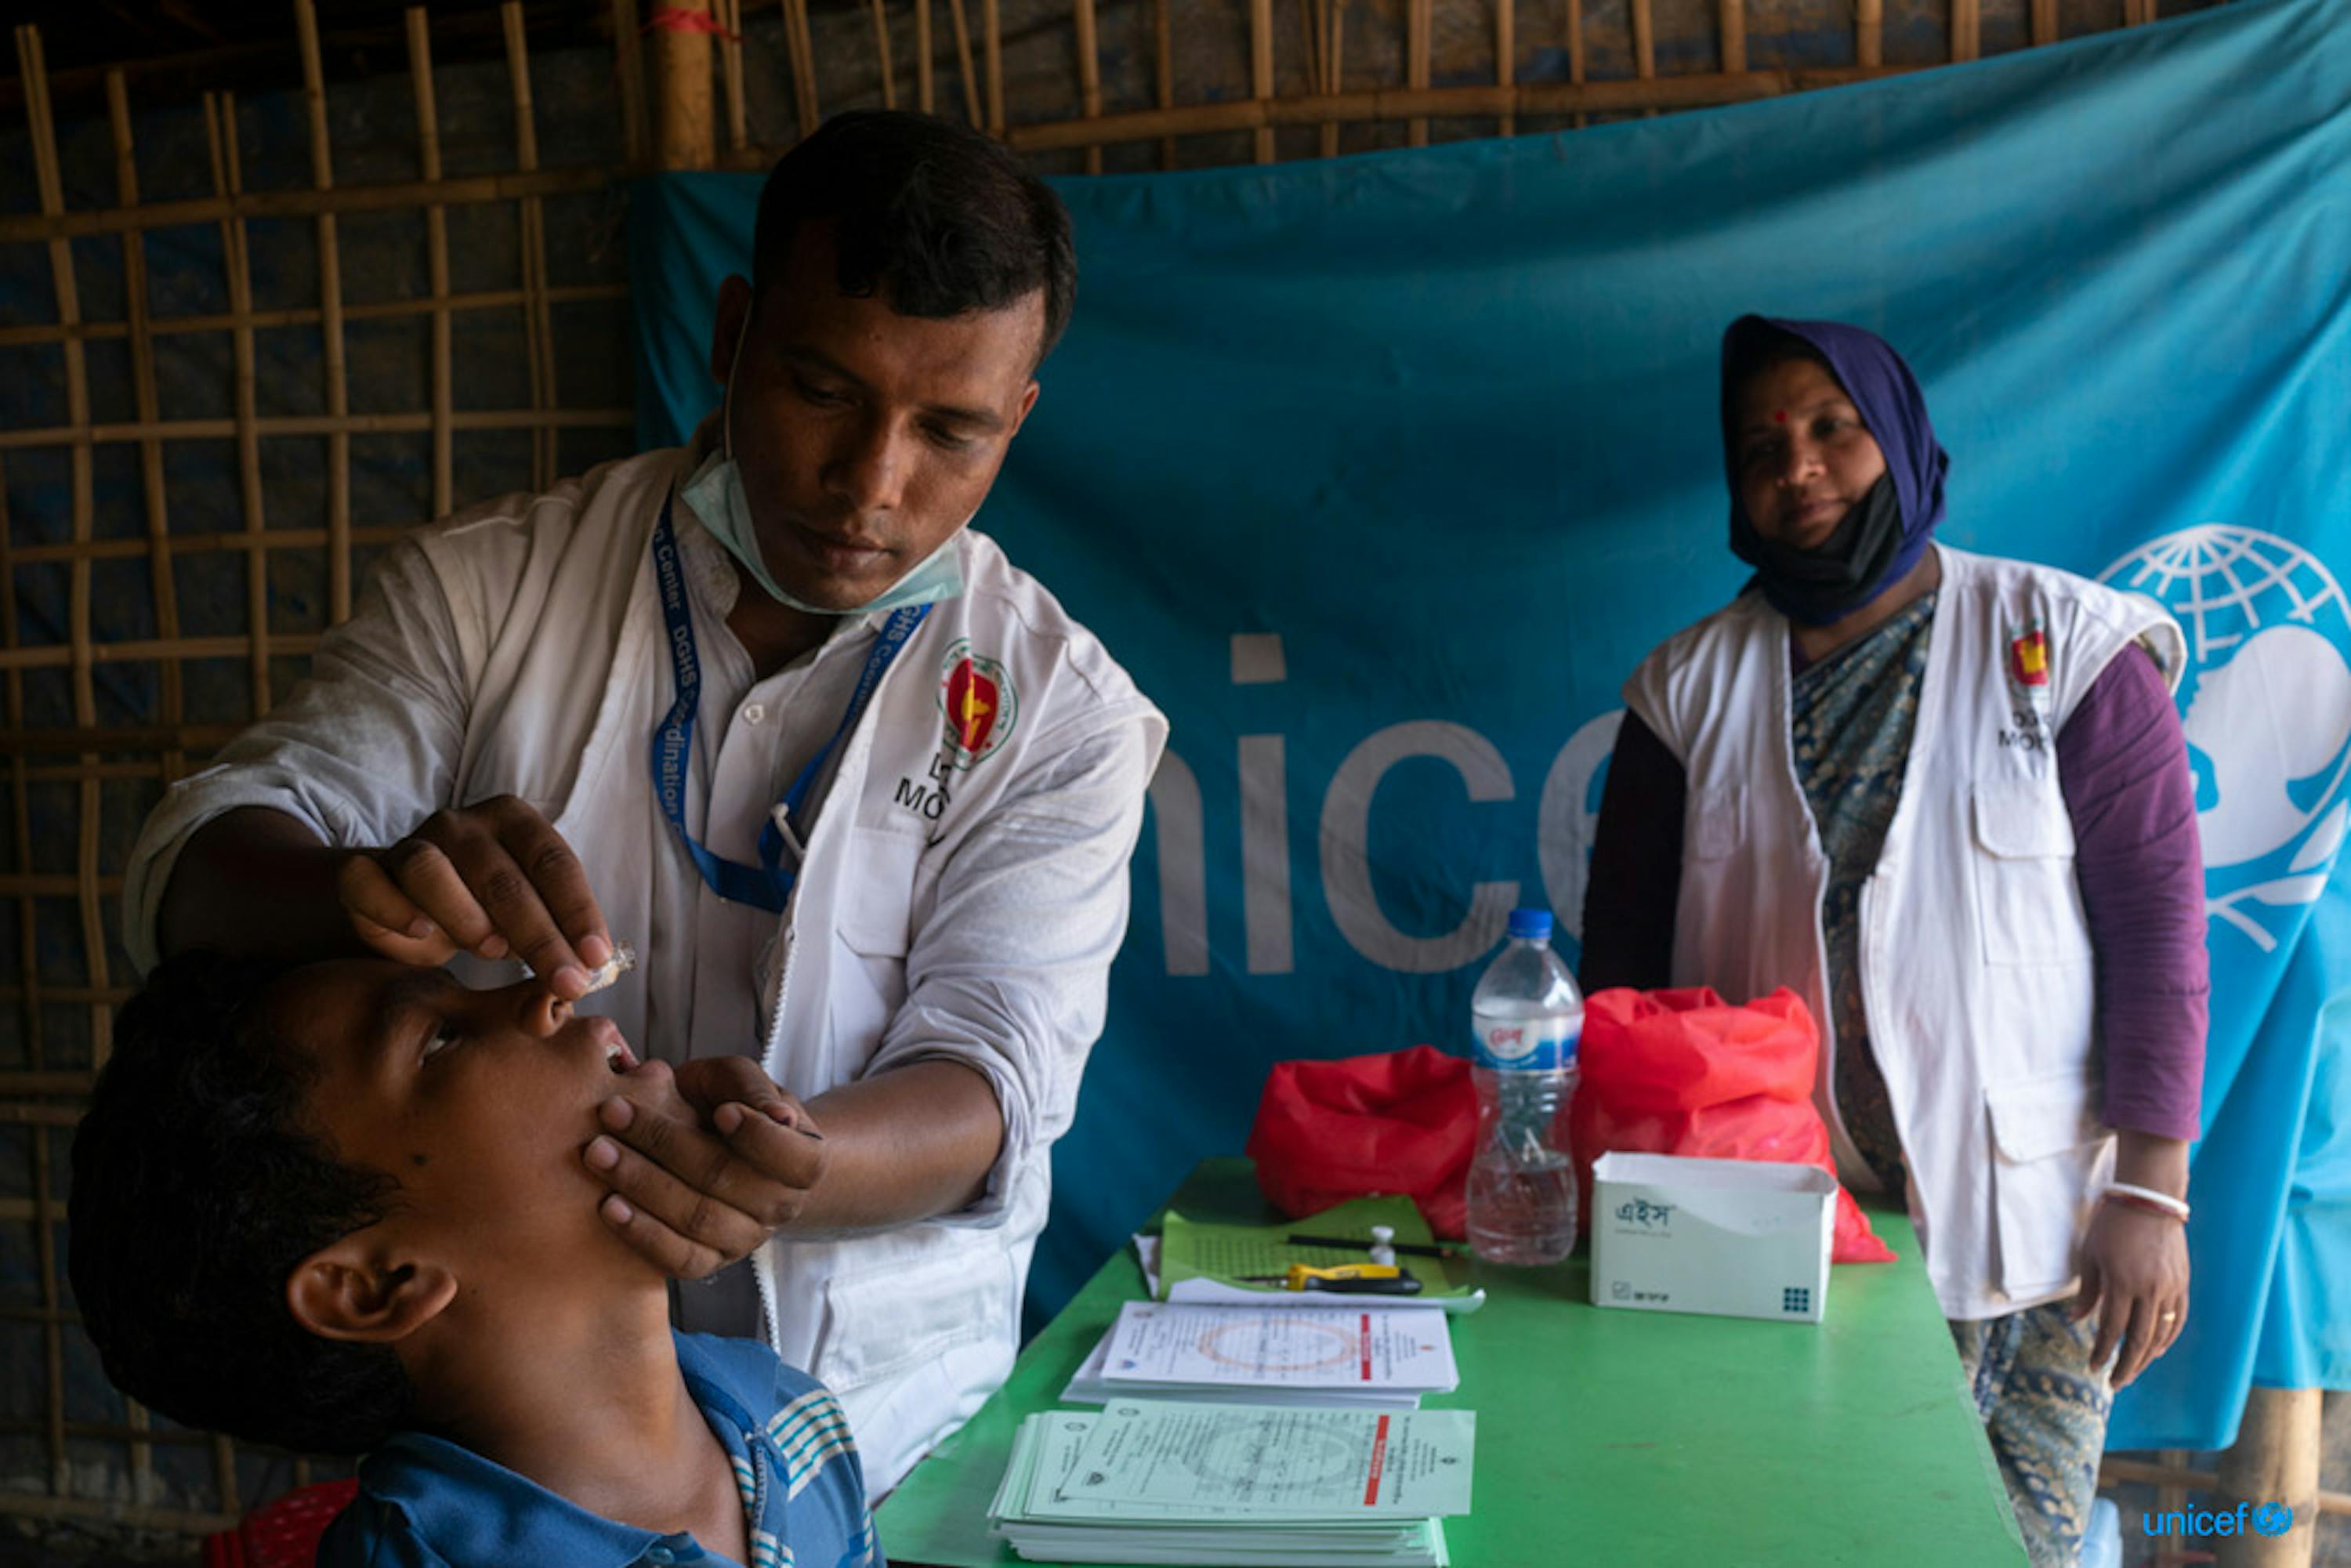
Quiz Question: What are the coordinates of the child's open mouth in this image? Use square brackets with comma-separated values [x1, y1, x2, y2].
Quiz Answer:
[583, 1016, 639, 1074]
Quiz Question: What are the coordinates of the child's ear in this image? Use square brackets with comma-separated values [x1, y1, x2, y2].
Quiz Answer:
[286, 1234, 458, 1345]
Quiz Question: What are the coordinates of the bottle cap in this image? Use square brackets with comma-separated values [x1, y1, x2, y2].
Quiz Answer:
[1505, 909, 1554, 942]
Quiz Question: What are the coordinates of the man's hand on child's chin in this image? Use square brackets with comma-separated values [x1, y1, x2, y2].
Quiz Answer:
[579, 1056, 828, 1280]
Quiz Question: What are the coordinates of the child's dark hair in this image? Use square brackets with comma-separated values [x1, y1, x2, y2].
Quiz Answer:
[68, 954, 413, 1455]
[752, 109, 1077, 368]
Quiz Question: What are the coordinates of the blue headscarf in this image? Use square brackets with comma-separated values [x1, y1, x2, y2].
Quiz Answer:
[1720, 315, 1951, 625]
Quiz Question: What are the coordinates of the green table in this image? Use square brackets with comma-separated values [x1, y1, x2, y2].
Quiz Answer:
[878, 1159, 2027, 1566]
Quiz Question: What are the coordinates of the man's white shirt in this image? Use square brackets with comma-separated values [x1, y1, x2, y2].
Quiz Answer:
[124, 444, 1168, 1489]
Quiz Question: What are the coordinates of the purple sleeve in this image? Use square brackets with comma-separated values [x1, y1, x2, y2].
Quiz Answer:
[2059, 643, 2209, 1141]
[1578, 712, 1686, 994]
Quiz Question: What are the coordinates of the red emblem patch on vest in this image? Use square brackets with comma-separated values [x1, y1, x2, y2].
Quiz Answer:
[937, 639, 1018, 767]
[947, 659, 998, 754]
[2009, 628, 2049, 688]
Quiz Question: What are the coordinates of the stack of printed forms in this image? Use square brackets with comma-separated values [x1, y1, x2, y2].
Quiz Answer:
[1063, 1302, 1460, 1410]
[990, 1400, 1476, 1566]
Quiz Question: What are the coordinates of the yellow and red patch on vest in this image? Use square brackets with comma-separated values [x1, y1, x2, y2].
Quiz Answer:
[938, 639, 1017, 766]
[2008, 628, 2049, 689]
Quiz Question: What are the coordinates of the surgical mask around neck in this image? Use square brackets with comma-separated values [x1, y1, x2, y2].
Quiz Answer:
[678, 306, 969, 617]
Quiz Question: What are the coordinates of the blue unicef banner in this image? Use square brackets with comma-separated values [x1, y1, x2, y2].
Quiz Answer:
[630, 0, 2350, 1450]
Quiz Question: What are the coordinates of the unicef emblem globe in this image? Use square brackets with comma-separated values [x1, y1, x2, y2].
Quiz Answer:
[2101, 525, 2351, 952]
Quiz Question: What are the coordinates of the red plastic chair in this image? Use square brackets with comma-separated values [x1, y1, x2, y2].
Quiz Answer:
[201, 1478, 359, 1568]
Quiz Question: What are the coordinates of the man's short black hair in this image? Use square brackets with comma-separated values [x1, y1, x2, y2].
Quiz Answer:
[68, 955, 413, 1456]
[752, 110, 1077, 368]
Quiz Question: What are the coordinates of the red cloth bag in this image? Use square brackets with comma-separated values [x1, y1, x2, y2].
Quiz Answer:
[1569, 987, 1896, 1264]
[202, 1477, 359, 1568]
[1246, 1045, 1476, 1240]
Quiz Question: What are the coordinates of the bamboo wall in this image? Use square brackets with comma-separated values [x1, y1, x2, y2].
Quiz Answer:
[0, 0, 2227, 1546]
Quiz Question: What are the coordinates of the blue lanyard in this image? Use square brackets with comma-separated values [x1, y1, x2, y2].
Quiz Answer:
[649, 491, 930, 913]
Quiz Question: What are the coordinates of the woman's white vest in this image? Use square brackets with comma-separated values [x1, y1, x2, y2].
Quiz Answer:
[1623, 545, 2183, 1320]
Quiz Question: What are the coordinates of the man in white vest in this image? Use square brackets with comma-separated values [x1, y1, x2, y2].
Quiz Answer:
[123, 110, 1168, 1490]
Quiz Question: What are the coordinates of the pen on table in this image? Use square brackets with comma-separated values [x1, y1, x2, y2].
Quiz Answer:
[1286, 1233, 1454, 1258]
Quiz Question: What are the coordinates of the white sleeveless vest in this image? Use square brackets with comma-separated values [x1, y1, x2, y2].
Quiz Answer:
[1624, 545, 2183, 1320]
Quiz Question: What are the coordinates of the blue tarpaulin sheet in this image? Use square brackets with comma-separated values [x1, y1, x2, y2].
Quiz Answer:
[630, 0, 2351, 1449]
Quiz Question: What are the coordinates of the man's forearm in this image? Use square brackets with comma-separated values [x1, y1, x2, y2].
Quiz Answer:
[154, 807, 370, 964]
[793, 1059, 1005, 1233]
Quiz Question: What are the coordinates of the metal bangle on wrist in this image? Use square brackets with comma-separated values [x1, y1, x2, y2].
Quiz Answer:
[2101, 1180, 2190, 1223]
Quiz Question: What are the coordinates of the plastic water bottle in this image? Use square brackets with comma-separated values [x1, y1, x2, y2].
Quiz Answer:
[1466, 908, 1584, 1265]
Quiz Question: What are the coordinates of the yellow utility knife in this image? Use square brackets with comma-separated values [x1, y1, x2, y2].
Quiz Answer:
[1233, 1263, 1425, 1295]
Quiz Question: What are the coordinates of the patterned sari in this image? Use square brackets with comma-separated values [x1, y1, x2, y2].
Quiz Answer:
[1789, 587, 2110, 1568]
[1789, 588, 1936, 1198]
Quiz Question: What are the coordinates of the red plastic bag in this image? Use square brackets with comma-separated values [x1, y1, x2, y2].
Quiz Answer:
[1246, 1045, 1476, 1240]
[1569, 987, 1896, 1264]
[203, 1478, 358, 1568]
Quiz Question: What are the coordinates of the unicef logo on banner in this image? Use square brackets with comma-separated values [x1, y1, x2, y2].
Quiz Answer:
[2101, 526, 2351, 952]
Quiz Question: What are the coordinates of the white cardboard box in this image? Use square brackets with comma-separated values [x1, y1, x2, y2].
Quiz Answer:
[1589, 1152, 1835, 1324]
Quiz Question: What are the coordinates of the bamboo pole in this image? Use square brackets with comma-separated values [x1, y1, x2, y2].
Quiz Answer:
[0, 471, 45, 1508]
[1631, 0, 1656, 115]
[1720, 0, 1745, 74]
[1951, 0, 1979, 62]
[1324, 0, 1348, 156]
[104, 71, 186, 789]
[0, 408, 632, 454]
[1154, 0, 1176, 166]
[1857, 0, 1882, 68]
[719, 0, 748, 151]
[796, 0, 824, 130]
[408, 9, 455, 519]
[2101, 1457, 2351, 1518]
[1302, 0, 1323, 106]
[0, 727, 242, 759]
[1074, 0, 1102, 172]
[918, 0, 935, 111]
[201, 92, 272, 719]
[1251, 0, 1275, 161]
[2215, 1388, 2324, 1563]
[984, 0, 1005, 134]
[0, 165, 616, 247]
[1568, 0, 1586, 127]
[0, 1492, 234, 1534]
[1001, 65, 1914, 150]
[2030, 0, 2057, 45]
[654, 0, 718, 165]
[295, 0, 353, 624]
[13, 33, 78, 1501]
[612, 0, 651, 166]
[871, 0, 900, 110]
[0, 636, 329, 675]
[781, 0, 822, 136]
[947, 0, 984, 127]
[2160, 1446, 2193, 1551]
[0, 867, 117, 895]
[0, 288, 621, 350]
[503, 2, 560, 492]
[33, 1113, 65, 1498]
[1498, 0, 1516, 136]
[1407, 0, 1431, 145]
[15, 761, 214, 784]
